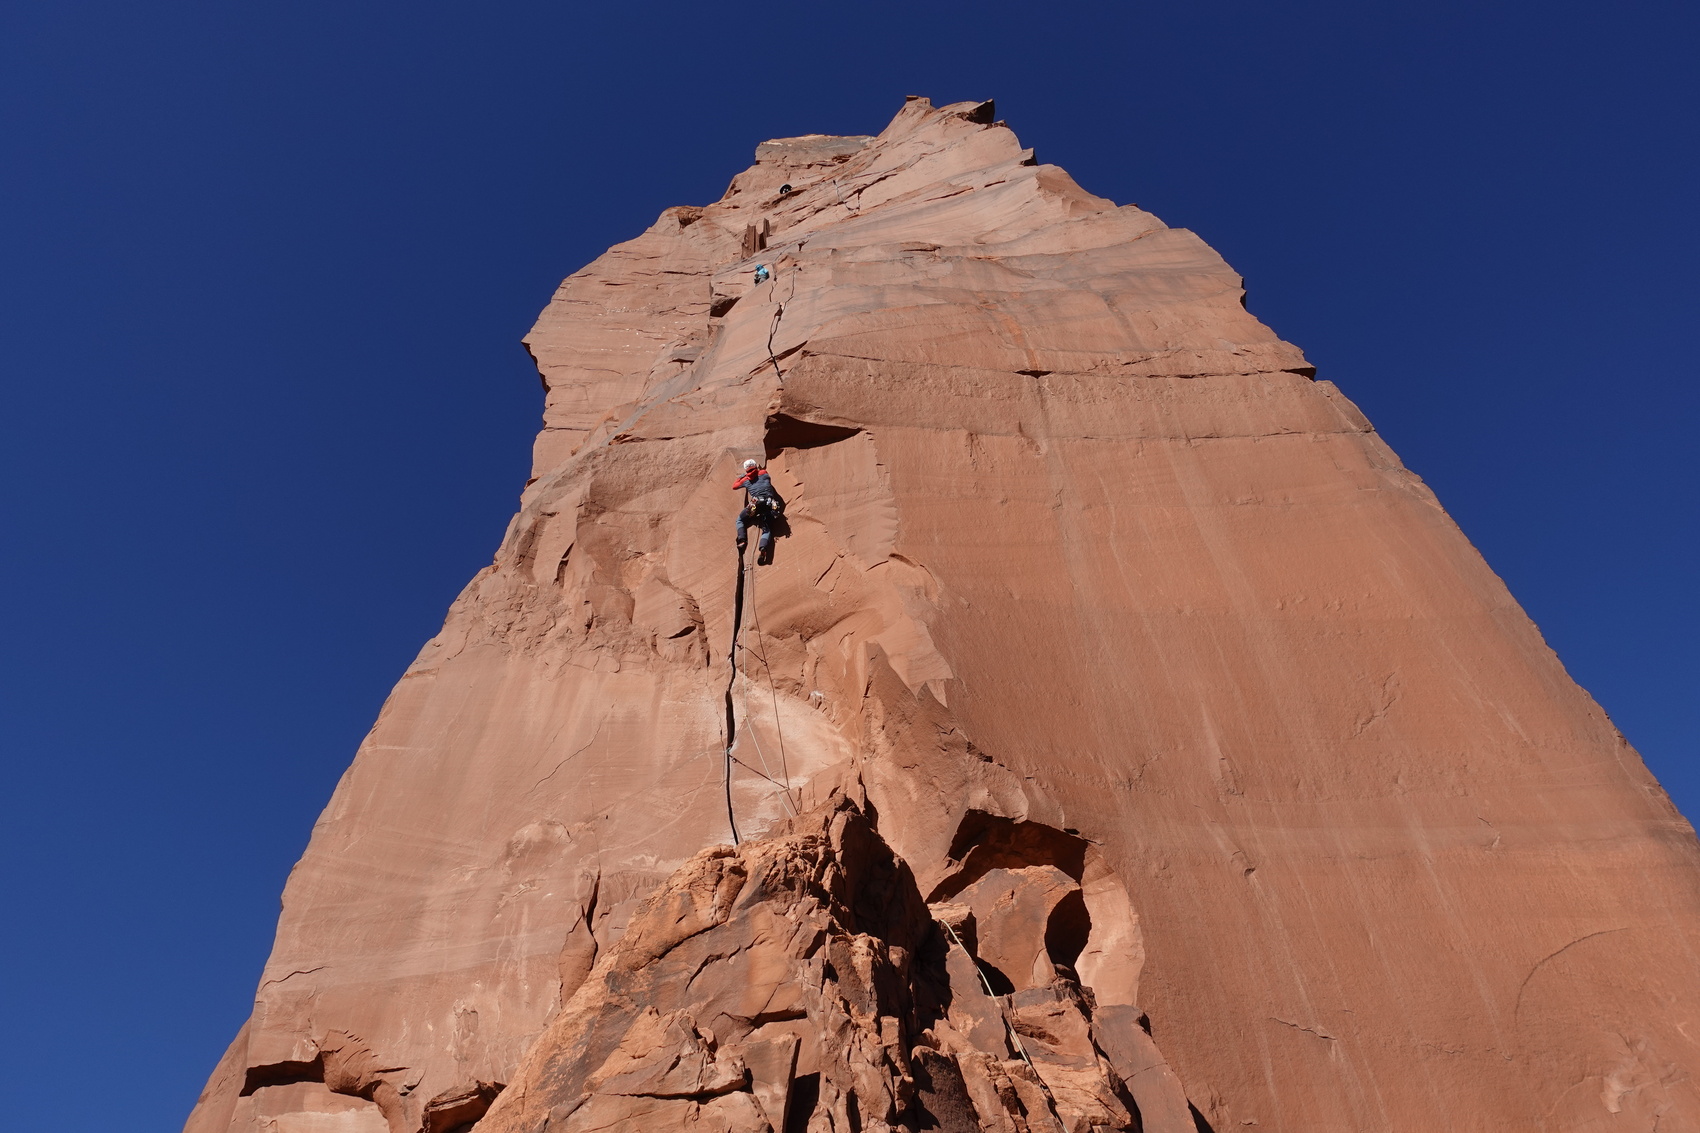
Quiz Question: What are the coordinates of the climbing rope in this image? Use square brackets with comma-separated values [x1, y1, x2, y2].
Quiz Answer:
[722, 536, 801, 843]
[722, 253, 806, 840]
[833, 179, 861, 213]
[938, 918, 1059, 1108]
[738, 641, 796, 816]
[744, 555, 796, 813]
[763, 257, 800, 377]
[729, 751, 791, 791]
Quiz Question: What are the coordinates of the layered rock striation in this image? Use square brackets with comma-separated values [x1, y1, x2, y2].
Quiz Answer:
[188, 98, 1700, 1133]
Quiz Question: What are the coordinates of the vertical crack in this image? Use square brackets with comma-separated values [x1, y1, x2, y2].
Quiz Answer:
[723, 549, 747, 845]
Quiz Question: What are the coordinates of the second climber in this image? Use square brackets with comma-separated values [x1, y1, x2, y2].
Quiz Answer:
[733, 458, 786, 565]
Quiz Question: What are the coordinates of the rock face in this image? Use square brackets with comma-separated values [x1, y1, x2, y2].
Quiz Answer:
[476, 793, 1186, 1133]
[187, 97, 1700, 1133]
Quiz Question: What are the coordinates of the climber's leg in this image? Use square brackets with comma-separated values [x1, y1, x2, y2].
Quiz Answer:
[756, 524, 775, 565]
[735, 509, 751, 551]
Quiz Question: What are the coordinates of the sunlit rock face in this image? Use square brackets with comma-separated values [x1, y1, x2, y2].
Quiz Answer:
[186, 97, 1700, 1133]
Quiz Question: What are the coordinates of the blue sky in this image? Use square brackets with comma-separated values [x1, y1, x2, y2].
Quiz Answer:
[1, 2, 1694, 1129]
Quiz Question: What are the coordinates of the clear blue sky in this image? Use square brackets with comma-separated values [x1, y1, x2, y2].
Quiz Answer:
[1, 2, 1694, 1129]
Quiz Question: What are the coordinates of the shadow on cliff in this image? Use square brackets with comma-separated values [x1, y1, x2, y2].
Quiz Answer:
[470, 789, 1213, 1133]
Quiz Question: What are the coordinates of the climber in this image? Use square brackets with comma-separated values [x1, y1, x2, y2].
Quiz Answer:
[733, 458, 786, 565]
[753, 264, 771, 285]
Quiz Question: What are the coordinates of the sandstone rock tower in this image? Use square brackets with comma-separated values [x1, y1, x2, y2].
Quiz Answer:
[187, 98, 1700, 1133]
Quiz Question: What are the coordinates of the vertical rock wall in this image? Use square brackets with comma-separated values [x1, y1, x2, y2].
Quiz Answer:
[187, 98, 1700, 1133]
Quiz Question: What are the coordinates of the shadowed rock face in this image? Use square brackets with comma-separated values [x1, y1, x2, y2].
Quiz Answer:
[187, 97, 1700, 1133]
[475, 794, 1188, 1133]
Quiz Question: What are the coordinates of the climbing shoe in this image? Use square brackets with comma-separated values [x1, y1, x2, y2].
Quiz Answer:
[756, 547, 773, 566]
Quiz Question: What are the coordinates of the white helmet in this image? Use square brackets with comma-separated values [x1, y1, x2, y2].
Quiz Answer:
[743, 459, 759, 471]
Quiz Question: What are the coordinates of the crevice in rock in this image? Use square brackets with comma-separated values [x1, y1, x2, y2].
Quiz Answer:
[721, 542, 748, 845]
[735, 1007, 810, 1028]
[240, 1055, 325, 1096]
[974, 958, 1016, 997]
[1043, 887, 1091, 978]
[929, 811, 1090, 902]
[764, 413, 862, 459]
[784, 1072, 821, 1133]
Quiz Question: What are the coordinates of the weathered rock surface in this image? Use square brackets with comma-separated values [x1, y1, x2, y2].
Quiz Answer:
[188, 97, 1700, 1133]
[477, 793, 1169, 1133]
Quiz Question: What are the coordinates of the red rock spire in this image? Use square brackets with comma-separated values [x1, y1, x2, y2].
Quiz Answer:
[188, 97, 1700, 1133]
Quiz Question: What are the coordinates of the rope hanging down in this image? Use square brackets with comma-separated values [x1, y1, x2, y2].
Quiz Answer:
[722, 539, 798, 845]
[939, 918, 1057, 1107]
[723, 255, 804, 843]
[722, 543, 748, 845]
[762, 248, 803, 378]
[743, 555, 796, 814]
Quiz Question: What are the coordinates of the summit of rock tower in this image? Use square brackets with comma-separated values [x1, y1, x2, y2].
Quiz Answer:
[187, 96, 1700, 1133]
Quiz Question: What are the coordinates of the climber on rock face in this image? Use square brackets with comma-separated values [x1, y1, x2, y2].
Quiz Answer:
[733, 458, 786, 565]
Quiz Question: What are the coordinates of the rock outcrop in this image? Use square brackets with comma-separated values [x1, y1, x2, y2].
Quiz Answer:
[187, 97, 1700, 1133]
[476, 792, 1191, 1133]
